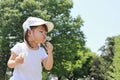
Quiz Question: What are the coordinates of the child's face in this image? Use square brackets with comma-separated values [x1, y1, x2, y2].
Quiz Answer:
[31, 25, 47, 43]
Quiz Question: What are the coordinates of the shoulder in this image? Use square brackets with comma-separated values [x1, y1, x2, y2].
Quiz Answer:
[13, 42, 24, 47]
[10, 42, 25, 54]
[11, 42, 22, 49]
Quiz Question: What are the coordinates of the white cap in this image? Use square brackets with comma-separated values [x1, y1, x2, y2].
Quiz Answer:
[22, 17, 54, 32]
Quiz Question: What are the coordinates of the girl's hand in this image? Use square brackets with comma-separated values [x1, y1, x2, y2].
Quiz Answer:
[46, 42, 53, 54]
[15, 55, 24, 64]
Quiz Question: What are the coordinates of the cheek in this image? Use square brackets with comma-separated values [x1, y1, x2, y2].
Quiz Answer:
[34, 32, 46, 41]
[38, 36, 46, 43]
[34, 31, 41, 37]
[41, 35, 46, 41]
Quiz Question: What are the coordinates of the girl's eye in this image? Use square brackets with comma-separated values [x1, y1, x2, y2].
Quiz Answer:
[38, 30, 44, 33]
[39, 31, 47, 34]
[39, 31, 43, 33]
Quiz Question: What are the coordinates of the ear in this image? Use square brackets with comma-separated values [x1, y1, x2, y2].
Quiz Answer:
[28, 30, 32, 36]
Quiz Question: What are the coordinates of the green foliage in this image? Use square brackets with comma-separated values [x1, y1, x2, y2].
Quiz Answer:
[73, 49, 96, 79]
[109, 35, 120, 79]
[50, 16, 86, 79]
[89, 37, 115, 80]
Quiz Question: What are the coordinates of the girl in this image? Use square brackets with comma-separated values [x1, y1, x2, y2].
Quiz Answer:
[7, 17, 54, 80]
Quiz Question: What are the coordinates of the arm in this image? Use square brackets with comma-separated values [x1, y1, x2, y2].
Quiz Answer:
[7, 52, 24, 68]
[42, 42, 53, 70]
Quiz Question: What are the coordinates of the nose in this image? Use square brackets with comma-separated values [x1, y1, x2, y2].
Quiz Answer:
[42, 33, 47, 39]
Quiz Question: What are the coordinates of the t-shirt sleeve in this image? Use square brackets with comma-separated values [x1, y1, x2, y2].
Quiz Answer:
[41, 47, 48, 60]
[10, 43, 22, 55]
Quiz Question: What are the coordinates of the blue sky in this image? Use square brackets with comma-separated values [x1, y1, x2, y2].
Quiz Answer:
[71, 0, 120, 54]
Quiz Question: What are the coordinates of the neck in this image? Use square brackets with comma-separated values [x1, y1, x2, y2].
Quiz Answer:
[24, 40, 39, 50]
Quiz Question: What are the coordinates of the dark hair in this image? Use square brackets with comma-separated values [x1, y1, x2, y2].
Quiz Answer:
[24, 30, 33, 48]
[24, 24, 48, 48]
[30, 24, 48, 32]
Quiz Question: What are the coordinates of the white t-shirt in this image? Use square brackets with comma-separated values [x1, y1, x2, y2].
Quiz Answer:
[10, 42, 48, 80]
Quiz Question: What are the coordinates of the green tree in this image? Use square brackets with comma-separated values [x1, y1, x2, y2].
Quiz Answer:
[0, 0, 86, 80]
[72, 48, 96, 79]
[90, 37, 115, 80]
[109, 35, 120, 79]
[50, 15, 86, 80]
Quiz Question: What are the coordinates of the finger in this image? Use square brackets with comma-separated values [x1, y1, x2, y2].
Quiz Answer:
[46, 42, 53, 51]
[20, 58, 24, 64]
[46, 42, 52, 47]
[15, 57, 24, 64]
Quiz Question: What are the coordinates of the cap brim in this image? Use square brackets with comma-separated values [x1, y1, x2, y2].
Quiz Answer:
[45, 22, 54, 32]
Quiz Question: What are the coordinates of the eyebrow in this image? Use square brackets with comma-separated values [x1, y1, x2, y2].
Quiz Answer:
[37, 29, 47, 34]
